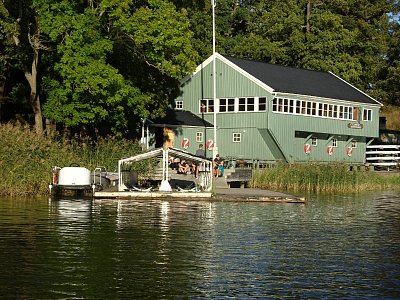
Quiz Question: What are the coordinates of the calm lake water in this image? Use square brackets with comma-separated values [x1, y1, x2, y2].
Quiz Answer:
[0, 192, 399, 299]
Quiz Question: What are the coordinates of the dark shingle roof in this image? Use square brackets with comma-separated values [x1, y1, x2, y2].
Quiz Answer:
[150, 109, 213, 127]
[224, 56, 380, 105]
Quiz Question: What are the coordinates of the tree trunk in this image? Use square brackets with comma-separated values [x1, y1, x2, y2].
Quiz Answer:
[306, 0, 311, 34]
[24, 36, 43, 134]
[0, 80, 5, 122]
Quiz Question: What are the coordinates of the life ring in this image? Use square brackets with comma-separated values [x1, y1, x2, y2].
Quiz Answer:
[206, 139, 214, 150]
[346, 147, 353, 157]
[304, 144, 311, 155]
[181, 138, 190, 149]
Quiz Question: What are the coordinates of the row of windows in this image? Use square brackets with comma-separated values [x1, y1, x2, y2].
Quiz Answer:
[272, 98, 373, 121]
[176, 97, 373, 122]
[310, 137, 357, 148]
[199, 97, 267, 113]
[196, 131, 242, 143]
[196, 132, 357, 147]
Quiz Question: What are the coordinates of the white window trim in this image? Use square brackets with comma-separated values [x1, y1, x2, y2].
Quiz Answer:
[363, 108, 372, 121]
[311, 137, 317, 146]
[233, 132, 241, 143]
[332, 138, 338, 147]
[175, 100, 183, 110]
[196, 131, 203, 143]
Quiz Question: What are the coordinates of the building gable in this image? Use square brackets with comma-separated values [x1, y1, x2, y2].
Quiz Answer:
[185, 53, 381, 106]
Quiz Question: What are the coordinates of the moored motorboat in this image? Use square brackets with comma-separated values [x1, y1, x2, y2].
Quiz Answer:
[49, 165, 93, 197]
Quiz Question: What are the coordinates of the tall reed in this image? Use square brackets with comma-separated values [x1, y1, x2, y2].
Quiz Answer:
[0, 123, 141, 196]
[251, 163, 399, 193]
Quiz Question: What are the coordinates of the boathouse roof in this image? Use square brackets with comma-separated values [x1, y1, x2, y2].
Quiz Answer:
[149, 109, 213, 128]
[186, 53, 380, 106]
[224, 55, 380, 105]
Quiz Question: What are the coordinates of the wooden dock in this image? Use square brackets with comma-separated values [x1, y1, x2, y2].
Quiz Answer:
[93, 171, 305, 203]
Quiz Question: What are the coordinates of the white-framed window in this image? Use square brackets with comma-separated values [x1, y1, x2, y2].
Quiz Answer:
[258, 97, 267, 111]
[363, 109, 372, 121]
[311, 137, 317, 146]
[351, 140, 357, 148]
[332, 105, 338, 118]
[200, 99, 214, 113]
[237, 97, 257, 112]
[175, 100, 183, 110]
[272, 98, 278, 112]
[238, 97, 246, 111]
[332, 138, 338, 147]
[219, 98, 235, 112]
[196, 132, 203, 142]
[233, 132, 241, 143]
[312, 102, 318, 116]
[247, 97, 255, 111]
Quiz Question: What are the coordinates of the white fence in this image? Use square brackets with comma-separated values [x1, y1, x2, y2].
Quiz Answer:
[365, 145, 400, 170]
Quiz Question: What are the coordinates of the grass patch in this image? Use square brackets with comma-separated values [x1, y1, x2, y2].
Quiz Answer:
[251, 163, 400, 193]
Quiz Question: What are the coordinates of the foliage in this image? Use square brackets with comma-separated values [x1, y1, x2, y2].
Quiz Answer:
[0, 2, 18, 83]
[1, 0, 400, 133]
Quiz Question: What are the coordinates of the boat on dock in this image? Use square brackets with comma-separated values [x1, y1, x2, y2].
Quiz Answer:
[49, 165, 93, 198]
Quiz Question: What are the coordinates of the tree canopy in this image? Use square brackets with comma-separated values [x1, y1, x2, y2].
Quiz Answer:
[1, 0, 399, 137]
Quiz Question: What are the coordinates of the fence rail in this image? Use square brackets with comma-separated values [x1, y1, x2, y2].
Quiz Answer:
[366, 145, 400, 170]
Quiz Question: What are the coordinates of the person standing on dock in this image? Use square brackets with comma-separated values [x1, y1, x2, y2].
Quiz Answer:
[195, 144, 205, 179]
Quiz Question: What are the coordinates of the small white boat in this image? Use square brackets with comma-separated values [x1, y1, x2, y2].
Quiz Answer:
[49, 165, 93, 197]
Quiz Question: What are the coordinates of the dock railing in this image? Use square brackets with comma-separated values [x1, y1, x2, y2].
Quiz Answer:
[365, 145, 400, 170]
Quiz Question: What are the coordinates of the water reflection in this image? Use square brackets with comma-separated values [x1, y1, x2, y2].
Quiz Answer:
[0, 194, 399, 298]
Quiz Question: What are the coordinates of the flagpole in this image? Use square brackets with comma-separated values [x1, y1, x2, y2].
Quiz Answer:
[212, 0, 217, 159]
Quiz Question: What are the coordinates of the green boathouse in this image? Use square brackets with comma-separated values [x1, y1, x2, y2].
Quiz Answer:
[149, 53, 382, 165]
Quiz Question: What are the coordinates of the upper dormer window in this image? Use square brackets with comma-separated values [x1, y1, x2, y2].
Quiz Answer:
[175, 100, 183, 110]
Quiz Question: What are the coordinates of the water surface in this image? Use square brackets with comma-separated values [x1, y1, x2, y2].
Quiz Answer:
[0, 192, 399, 299]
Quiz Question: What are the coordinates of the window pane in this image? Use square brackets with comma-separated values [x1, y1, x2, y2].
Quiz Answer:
[272, 98, 278, 112]
[233, 133, 241, 142]
[289, 100, 294, 113]
[208, 100, 214, 112]
[312, 137, 317, 146]
[259, 97, 267, 111]
[196, 132, 203, 142]
[200, 100, 207, 113]
[247, 97, 255, 111]
[228, 98, 235, 112]
[239, 98, 246, 111]
[219, 98, 226, 112]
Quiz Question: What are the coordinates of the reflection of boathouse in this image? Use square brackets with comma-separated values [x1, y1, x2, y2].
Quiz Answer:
[146, 53, 382, 165]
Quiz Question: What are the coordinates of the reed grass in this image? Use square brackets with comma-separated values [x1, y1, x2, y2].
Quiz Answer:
[0, 123, 141, 196]
[251, 163, 400, 193]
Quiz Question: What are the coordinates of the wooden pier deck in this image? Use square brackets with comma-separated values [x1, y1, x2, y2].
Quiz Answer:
[93, 171, 305, 203]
